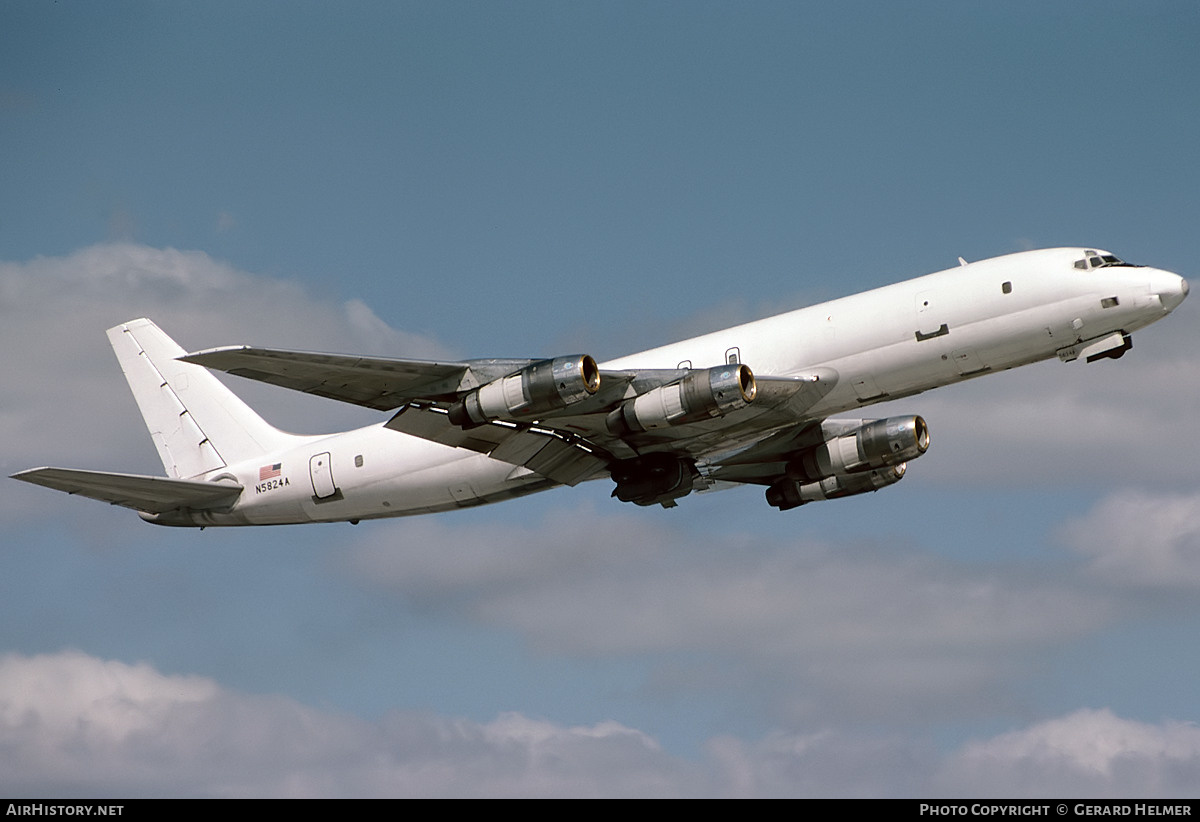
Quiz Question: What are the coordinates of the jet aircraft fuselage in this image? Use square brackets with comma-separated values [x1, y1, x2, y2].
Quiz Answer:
[13, 247, 1188, 526]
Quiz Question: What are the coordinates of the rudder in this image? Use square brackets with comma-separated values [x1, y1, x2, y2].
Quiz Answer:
[108, 319, 300, 478]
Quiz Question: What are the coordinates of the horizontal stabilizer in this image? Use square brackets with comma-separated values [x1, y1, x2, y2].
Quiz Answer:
[11, 468, 242, 513]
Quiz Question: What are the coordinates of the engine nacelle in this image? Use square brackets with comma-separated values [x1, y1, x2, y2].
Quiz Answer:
[607, 364, 756, 436]
[766, 463, 906, 511]
[610, 453, 697, 508]
[448, 355, 600, 427]
[785, 416, 928, 482]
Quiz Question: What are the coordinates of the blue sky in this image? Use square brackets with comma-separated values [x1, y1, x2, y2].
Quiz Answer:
[3, 1, 1200, 797]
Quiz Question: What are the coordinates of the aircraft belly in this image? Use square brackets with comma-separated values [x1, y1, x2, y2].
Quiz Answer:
[324, 450, 554, 521]
[804, 304, 1074, 418]
[201, 449, 551, 524]
[190, 425, 525, 524]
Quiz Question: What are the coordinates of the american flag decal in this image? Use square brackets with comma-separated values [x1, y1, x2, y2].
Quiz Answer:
[259, 463, 282, 481]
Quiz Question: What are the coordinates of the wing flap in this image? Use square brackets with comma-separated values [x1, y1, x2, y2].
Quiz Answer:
[496, 431, 606, 486]
[12, 468, 243, 513]
[385, 404, 607, 486]
[384, 403, 516, 451]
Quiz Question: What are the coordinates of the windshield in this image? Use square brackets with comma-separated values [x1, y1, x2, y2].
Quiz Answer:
[1073, 249, 1136, 270]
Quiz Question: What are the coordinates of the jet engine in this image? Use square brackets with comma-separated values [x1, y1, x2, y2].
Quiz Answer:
[609, 453, 697, 508]
[785, 416, 928, 482]
[607, 364, 756, 436]
[448, 355, 600, 427]
[766, 464, 906, 511]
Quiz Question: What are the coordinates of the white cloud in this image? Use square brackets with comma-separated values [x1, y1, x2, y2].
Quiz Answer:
[0, 243, 452, 517]
[706, 708, 1200, 797]
[0, 650, 695, 798]
[704, 729, 936, 797]
[5, 651, 1197, 797]
[937, 708, 1200, 797]
[1059, 489, 1200, 587]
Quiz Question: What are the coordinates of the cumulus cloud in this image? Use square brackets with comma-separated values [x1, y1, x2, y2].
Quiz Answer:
[936, 708, 1200, 797]
[347, 506, 1111, 723]
[0, 650, 694, 798]
[704, 729, 937, 797]
[0, 243, 452, 517]
[5, 651, 1197, 797]
[1059, 489, 1200, 587]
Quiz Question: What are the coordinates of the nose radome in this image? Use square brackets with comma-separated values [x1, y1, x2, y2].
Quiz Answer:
[1166, 273, 1185, 309]
[1149, 269, 1188, 312]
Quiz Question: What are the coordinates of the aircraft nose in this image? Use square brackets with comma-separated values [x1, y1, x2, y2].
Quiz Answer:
[1154, 270, 1189, 312]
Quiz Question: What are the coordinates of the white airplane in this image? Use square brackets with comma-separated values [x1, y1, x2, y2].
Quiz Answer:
[12, 248, 1188, 527]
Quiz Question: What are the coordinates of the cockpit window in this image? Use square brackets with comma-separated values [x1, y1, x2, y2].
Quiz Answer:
[1074, 250, 1136, 271]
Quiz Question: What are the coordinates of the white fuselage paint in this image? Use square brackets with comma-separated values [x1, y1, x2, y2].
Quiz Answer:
[155, 248, 1188, 526]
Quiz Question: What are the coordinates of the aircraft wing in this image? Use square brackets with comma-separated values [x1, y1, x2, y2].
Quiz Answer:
[11, 468, 243, 513]
[177, 346, 509, 410]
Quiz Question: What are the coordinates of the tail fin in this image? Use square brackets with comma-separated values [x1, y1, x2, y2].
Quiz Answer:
[108, 319, 301, 478]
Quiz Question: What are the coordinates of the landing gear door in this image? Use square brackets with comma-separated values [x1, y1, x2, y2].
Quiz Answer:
[309, 452, 338, 499]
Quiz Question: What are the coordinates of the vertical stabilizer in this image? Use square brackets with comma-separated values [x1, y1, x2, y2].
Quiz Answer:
[108, 319, 300, 478]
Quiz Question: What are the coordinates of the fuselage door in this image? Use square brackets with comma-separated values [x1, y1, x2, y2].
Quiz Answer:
[309, 452, 338, 499]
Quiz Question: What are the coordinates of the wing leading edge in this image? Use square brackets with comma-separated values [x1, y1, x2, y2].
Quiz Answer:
[179, 346, 542, 411]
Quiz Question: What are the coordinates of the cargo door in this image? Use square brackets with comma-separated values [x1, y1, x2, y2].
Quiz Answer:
[309, 452, 338, 499]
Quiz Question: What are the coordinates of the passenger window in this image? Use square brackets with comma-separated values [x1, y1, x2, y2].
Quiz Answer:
[1002, 281, 1012, 294]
